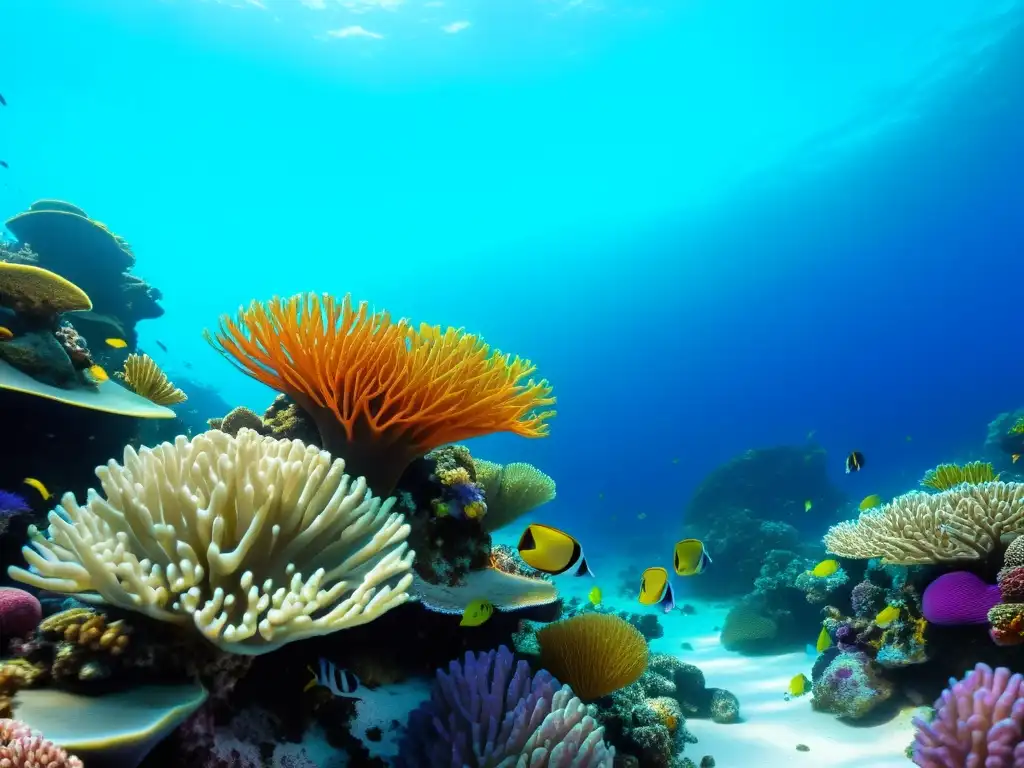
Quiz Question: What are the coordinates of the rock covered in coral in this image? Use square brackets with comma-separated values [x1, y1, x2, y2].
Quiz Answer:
[561, 597, 664, 641]
[0, 588, 41, 641]
[811, 651, 893, 719]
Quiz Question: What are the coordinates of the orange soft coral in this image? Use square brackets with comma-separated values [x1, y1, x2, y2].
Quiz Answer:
[206, 293, 556, 493]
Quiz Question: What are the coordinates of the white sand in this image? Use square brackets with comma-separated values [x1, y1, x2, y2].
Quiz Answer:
[650, 599, 922, 767]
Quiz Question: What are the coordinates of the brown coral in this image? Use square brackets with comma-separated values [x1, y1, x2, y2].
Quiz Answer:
[0, 262, 92, 317]
[206, 292, 555, 493]
[0, 660, 44, 719]
[215, 405, 265, 436]
[536, 613, 649, 701]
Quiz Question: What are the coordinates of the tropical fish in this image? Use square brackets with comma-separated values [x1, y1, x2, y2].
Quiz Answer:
[788, 673, 810, 697]
[638, 567, 675, 613]
[810, 559, 839, 578]
[104, 338, 128, 349]
[637, 512, 647, 520]
[874, 604, 900, 628]
[588, 586, 602, 606]
[859, 494, 882, 511]
[517, 523, 594, 577]
[460, 599, 494, 627]
[86, 364, 109, 382]
[673, 539, 712, 576]
[303, 657, 362, 698]
[0, 93, 6, 107]
[845, 451, 864, 473]
[804, 499, 813, 512]
[0, 326, 13, 340]
[0, 161, 8, 170]
[816, 626, 832, 653]
[22, 477, 50, 500]
[156, 340, 168, 352]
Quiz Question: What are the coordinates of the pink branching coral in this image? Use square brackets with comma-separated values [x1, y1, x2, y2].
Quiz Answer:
[0, 718, 83, 767]
[912, 663, 1024, 767]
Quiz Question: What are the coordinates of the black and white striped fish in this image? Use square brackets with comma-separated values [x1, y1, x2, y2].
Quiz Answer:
[303, 657, 363, 698]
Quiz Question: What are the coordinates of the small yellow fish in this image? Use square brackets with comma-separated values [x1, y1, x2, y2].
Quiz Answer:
[804, 499, 813, 512]
[0, 326, 13, 341]
[811, 559, 839, 578]
[1014, 454, 1021, 464]
[816, 626, 832, 653]
[460, 599, 494, 627]
[673, 538, 712, 576]
[875, 604, 900, 628]
[104, 338, 128, 349]
[518, 523, 594, 577]
[86, 364, 109, 382]
[638, 567, 675, 612]
[859, 494, 882, 511]
[588, 586, 602, 606]
[23, 477, 50, 500]
[788, 673, 810, 697]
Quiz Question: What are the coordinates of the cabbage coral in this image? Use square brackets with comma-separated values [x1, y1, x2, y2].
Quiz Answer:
[7, 428, 415, 654]
[205, 293, 556, 493]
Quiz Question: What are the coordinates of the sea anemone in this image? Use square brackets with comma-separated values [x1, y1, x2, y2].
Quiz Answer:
[206, 293, 555, 493]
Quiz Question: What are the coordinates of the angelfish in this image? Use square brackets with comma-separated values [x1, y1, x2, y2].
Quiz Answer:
[304, 657, 363, 698]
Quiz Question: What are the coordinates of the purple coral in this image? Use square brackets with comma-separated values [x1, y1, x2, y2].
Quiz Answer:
[922, 572, 1002, 626]
[0, 489, 30, 518]
[397, 646, 614, 768]
[850, 580, 885, 618]
[912, 663, 1024, 767]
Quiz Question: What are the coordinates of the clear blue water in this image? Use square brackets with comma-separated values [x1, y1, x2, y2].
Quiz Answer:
[2, 0, 1022, 550]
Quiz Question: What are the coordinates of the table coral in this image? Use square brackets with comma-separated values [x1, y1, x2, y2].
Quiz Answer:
[206, 292, 555, 494]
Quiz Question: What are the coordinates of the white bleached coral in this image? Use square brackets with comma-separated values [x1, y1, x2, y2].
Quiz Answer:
[824, 481, 1024, 565]
[7, 428, 415, 654]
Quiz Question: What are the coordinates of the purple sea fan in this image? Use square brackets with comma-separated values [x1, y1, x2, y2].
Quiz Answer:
[912, 663, 1024, 767]
[396, 645, 614, 768]
[0, 489, 30, 535]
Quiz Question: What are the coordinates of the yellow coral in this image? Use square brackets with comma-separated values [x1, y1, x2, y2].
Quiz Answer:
[921, 461, 999, 491]
[648, 697, 681, 733]
[473, 459, 556, 533]
[0, 262, 92, 315]
[437, 466, 472, 487]
[117, 353, 187, 406]
[1009, 418, 1024, 435]
[536, 613, 648, 701]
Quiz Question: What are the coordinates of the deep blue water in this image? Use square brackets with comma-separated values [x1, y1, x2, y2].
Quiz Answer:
[2, 0, 1022, 558]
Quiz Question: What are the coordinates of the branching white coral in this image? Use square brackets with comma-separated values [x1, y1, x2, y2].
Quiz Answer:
[824, 481, 1024, 565]
[8, 428, 415, 654]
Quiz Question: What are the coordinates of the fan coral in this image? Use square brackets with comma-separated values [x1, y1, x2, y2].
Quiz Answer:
[0, 587, 41, 638]
[8, 428, 415, 654]
[912, 663, 1024, 767]
[921, 461, 999, 491]
[396, 646, 614, 768]
[473, 459, 557, 533]
[824, 482, 1024, 564]
[536, 613, 649, 701]
[117, 352, 186, 406]
[206, 293, 556, 494]
[0, 717, 83, 767]
[811, 652, 893, 720]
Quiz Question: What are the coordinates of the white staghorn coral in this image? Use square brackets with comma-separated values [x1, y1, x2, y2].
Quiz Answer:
[8, 428, 415, 654]
[824, 481, 1024, 565]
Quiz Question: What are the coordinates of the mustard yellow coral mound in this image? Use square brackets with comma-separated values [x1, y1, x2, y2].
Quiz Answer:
[921, 461, 999, 491]
[473, 458, 556, 532]
[824, 481, 1024, 564]
[536, 613, 648, 701]
[0, 262, 91, 315]
[117, 353, 187, 406]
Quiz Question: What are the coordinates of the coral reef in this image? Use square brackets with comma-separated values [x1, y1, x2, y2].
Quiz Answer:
[560, 597, 665, 641]
[921, 461, 999, 491]
[206, 292, 556, 494]
[472, 458, 556, 533]
[396, 646, 614, 767]
[912, 663, 1024, 766]
[0, 717, 82, 767]
[825, 482, 1024, 563]
[8, 428, 415, 654]
[811, 651, 894, 720]
[0, 491, 30, 536]
[719, 600, 778, 652]
[536, 613, 649, 701]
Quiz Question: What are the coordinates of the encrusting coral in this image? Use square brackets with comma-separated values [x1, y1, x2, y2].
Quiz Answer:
[824, 482, 1024, 564]
[8, 428, 415, 654]
[536, 613, 649, 701]
[116, 352, 186, 406]
[921, 461, 999, 491]
[472, 458, 556, 532]
[206, 292, 556, 494]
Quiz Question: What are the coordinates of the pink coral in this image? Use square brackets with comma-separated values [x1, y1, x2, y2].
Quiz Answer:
[998, 565, 1024, 602]
[0, 588, 41, 639]
[0, 718, 83, 767]
[912, 663, 1024, 767]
